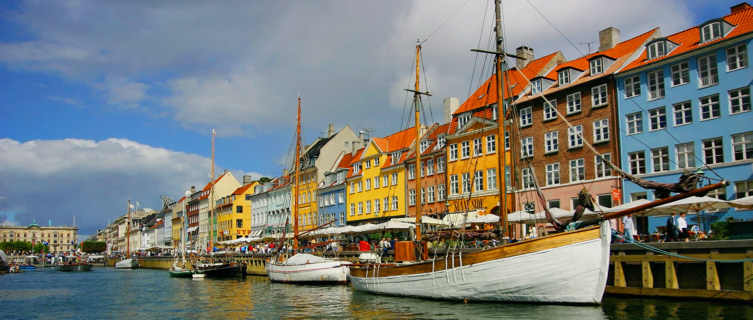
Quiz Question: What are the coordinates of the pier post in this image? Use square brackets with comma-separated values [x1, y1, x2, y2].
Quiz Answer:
[706, 261, 721, 291]
[614, 252, 627, 288]
[665, 259, 679, 289]
[744, 250, 753, 293]
[641, 258, 654, 288]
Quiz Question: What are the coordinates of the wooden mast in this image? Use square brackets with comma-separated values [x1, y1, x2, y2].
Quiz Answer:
[493, 0, 509, 240]
[126, 200, 131, 258]
[414, 43, 423, 242]
[293, 97, 302, 252]
[209, 128, 215, 252]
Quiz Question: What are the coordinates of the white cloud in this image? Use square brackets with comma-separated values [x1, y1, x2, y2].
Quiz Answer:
[0, 138, 268, 233]
[101, 77, 148, 107]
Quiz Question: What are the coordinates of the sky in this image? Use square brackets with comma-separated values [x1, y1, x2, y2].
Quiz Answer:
[0, 0, 743, 235]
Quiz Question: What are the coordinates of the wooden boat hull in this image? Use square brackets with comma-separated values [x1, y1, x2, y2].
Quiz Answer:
[268, 260, 350, 284]
[58, 264, 92, 272]
[195, 263, 244, 278]
[115, 258, 138, 269]
[350, 221, 611, 304]
[169, 269, 193, 278]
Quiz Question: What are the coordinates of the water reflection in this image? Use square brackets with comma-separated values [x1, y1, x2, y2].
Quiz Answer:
[1, 269, 752, 320]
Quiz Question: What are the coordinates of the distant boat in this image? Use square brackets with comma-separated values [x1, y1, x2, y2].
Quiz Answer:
[115, 258, 138, 269]
[116, 200, 139, 269]
[0, 250, 8, 273]
[193, 261, 244, 278]
[57, 263, 92, 272]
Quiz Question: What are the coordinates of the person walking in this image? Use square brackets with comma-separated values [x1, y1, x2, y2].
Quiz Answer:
[677, 212, 689, 242]
[665, 213, 678, 242]
[622, 214, 636, 242]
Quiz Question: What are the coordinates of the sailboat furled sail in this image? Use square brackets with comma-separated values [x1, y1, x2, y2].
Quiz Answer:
[349, 0, 727, 304]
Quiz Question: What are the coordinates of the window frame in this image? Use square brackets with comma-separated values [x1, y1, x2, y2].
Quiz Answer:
[591, 84, 608, 108]
[673, 101, 692, 126]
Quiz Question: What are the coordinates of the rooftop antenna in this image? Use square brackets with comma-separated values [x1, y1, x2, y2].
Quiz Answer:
[579, 41, 594, 54]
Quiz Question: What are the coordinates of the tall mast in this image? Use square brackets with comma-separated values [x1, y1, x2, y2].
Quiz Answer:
[293, 97, 302, 252]
[209, 128, 216, 252]
[413, 43, 423, 242]
[182, 193, 188, 264]
[493, 0, 508, 239]
[126, 200, 131, 257]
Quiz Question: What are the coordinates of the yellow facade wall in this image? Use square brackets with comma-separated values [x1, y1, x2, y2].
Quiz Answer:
[293, 168, 319, 231]
[346, 142, 407, 223]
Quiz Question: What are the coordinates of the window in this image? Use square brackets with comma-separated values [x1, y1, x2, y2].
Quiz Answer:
[366, 200, 371, 213]
[624, 76, 640, 98]
[546, 163, 560, 185]
[727, 44, 748, 71]
[569, 158, 585, 182]
[391, 152, 401, 165]
[474, 170, 483, 191]
[450, 174, 459, 195]
[626, 112, 642, 135]
[648, 107, 666, 131]
[384, 197, 389, 211]
[473, 138, 482, 156]
[438, 184, 446, 201]
[353, 163, 360, 174]
[531, 78, 543, 94]
[647, 69, 664, 100]
[676, 142, 696, 169]
[548, 199, 561, 209]
[520, 107, 532, 126]
[374, 176, 380, 189]
[409, 189, 416, 206]
[364, 159, 371, 169]
[567, 92, 581, 114]
[236, 205, 243, 213]
[521, 168, 534, 189]
[544, 131, 559, 153]
[504, 131, 510, 150]
[698, 54, 718, 87]
[391, 172, 398, 185]
[487, 168, 497, 190]
[374, 157, 380, 166]
[651, 147, 670, 172]
[486, 135, 496, 154]
[628, 151, 646, 175]
[593, 119, 609, 143]
[736, 180, 753, 198]
[462, 173, 471, 193]
[595, 153, 612, 178]
[357, 181, 362, 192]
[382, 175, 388, 187]
[521, 137, 534, 158]
[568, 125, 583, 149]
[438, 136, 446, 148]
[647, 41, 667, 60]
[427, 186, 435, 203]
[543, 99, 557, 121]
[375, 199, 381, 212]
[673, 101, 692, 126]
[457, 112, 471, 128]
[339, 192, 344, 203]
[437, 157, 445, 173]
[392, 196, 398, 210]
[671, 61, 690, 86]
[700, 94, 720, 120]
[358, 202, 363, 215]
[732, 131, 753, 161]
[460, 141, 470, 159]
[420, 140, 430, 153]
[365, 178, 371, 190]
[558, 69, 570, 86]
[701, 21, 722, 43]
[590, 57, 604, 75]
[631, 192, 648, 201]
[350, 182, 354, 194]
[591, 84, 608, 107]
[729, 87, 751, 114]
[408, 164, 415, 180]
[426, 159, 434, 175]
[703, 137, 724, 165]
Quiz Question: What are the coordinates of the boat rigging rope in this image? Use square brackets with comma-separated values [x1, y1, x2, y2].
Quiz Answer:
[612, 231, 753, 263]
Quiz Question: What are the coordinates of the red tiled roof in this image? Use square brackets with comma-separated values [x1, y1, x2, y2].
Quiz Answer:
[374, 126, 418, 153]
[232, 183, 255, 195]
[514, 28, 658, 105]
[405, 123, 450, 161]
[345, 148, 365, 178]
[622, 3, 753, 72]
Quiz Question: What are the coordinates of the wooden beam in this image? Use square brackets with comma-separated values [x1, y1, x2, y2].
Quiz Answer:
[706, 261, 721, 291]
[642, 259, 654, 288]
[744, 250, 753, 293]
[665, 260, 679, 289]
[606, 286, 753, 301]
[614, 252, 627, 288]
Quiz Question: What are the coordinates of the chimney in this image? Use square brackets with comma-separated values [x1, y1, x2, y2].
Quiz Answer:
[243, 175, 253, 184]
[598, 27, 620, 51]
[515, 46, 534, 69]
[190, 186, 196, 194]
[327, 123, 335, 137]
[731, 3, 751, 14]
[443, 97, 459, 123]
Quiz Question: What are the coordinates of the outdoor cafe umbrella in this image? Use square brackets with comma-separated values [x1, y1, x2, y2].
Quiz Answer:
[641, 196, 734, 216]
[507, 207, 572, 224]
[729, 196, 753, 210]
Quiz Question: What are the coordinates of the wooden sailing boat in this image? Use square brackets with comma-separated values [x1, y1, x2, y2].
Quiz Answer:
[267, 97, 351, 284]
[115, 200, 139, 269]
[170, 192, 193, 277]
[349, 0, 727, 304]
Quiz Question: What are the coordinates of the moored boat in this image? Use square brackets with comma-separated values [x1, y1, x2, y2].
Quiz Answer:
[115, 258, 138, 269]
[268, 253, 350, 284]
[193, 261, 244, 278]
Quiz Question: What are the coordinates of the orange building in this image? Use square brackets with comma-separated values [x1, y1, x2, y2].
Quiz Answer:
[405, 123, 450, 217]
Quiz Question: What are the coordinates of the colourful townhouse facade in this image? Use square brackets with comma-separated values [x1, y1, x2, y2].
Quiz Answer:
[171, 196, 186, 250]
[405, 123, 450, 217]
[346, 127, 418, 224]
[216, 181, 259, 241]
[513, 27, 658, 218]
[445, 49, 563, 227]
[249, 180, 273, 237]
[318, 152, 353, 227]
[616, 3, 753, 233]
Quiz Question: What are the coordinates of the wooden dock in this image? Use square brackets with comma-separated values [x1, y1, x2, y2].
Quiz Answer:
[608, 239, 753, 302]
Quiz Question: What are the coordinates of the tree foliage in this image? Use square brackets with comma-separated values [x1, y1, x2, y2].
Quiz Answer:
[0, 241, 48, 253]
[81, 241, 106, 253]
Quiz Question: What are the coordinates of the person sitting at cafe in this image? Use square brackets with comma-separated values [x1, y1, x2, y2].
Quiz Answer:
[677, 212, 690, 242]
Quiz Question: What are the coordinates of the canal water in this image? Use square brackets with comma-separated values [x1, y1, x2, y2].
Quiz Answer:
[1, 268, 751, 319]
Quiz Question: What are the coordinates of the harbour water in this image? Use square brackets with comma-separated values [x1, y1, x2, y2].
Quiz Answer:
[1, 268, 751, 319]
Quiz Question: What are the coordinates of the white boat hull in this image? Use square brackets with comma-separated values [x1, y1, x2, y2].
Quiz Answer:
[268, 260, 351, 283]
[350, 221, 611, 304]
[115, 258, 139, 269]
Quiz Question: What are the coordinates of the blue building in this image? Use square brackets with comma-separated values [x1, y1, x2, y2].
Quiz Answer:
[615, 3, 753, 234]
[318, 153, 352, 227]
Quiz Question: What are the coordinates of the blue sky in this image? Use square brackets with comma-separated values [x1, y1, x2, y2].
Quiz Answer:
[0, 0, 743, 235]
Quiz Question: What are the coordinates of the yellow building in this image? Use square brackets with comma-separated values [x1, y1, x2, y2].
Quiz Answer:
[171, 197, 185, 249]
[346, 127, 418, 223]
[0, 224, 78, 253]
[295, 167, 319, 231]
[216, 181, 259, 241]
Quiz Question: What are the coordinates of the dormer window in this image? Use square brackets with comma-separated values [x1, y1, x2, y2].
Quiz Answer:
[352, 162, 360, 174]
[531, 79, 543, 94]
[437, 136, 446, 148]
[391, 151, 402, 165]
[590, 58, 604, 75]
[647, 41, 667, 60]
[420, 139, 430, 153]
[457, 112, 471, 128]
[701, 21, 722, 43]
[558, 69, 570, 86]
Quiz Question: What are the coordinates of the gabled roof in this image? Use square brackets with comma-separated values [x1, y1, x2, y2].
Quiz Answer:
[405, 122, 450, 161]
[345, 148, 365, 178]
[372, 126, 418, 153]
[232, 183, 255, 195]
[622, 3, 753, 72]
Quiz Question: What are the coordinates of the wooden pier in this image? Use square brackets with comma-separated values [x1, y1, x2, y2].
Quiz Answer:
[608, 239, 753, 302]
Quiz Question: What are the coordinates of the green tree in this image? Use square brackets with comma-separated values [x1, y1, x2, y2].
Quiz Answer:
[81, 241, 106, 253]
